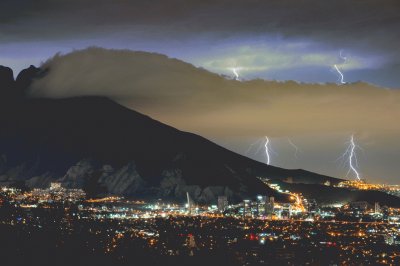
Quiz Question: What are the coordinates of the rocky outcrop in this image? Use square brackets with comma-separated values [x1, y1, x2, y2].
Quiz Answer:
[26, 173, 54, 188]
[15, 65, 41, 97]
[59, 159, 96, 188]
[98, 162, 145, 196]
[0, 66, 15, 99]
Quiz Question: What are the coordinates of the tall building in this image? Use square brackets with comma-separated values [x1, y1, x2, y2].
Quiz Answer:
[266, 197, 275, 216]
[256, 195, 267, 216]
[186, 192, 192, 215]
[307, 199, 318, 214]
[375, 202, 381, 214]
[243, 200, 252, 218]
[217, 196, 228, 212]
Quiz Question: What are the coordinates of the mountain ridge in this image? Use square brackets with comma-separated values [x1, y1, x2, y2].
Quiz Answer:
[0, 64, 399, 206]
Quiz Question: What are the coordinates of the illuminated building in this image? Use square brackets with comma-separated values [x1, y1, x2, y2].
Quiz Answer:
[265, 197, 275, 217]
[307, 199, 318, 214]
[50, 182, 62, 190]
[375, 202, 381, 214]
[186, 192, 193, 215]
[217, 196, 228, 212]
[256, 195, 267, 216]
[31, 182, 85, 202]
[243, 200, 251, 218]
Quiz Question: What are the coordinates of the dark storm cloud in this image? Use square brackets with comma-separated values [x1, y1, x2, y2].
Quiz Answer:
[2, 0, 399, 87]
[1, 0, 399, 53]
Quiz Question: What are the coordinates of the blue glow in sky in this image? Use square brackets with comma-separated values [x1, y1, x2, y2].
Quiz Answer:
[1, 36, 396, 88]
[1, 0, 399, 87]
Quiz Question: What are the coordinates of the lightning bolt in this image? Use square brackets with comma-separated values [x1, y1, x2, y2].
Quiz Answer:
[334, 65, 346, 84]
[348, 135, 361, 180]
[333, 50, 347, 84]
[287, 138, 302, 162]
[337, 134, 362, 181]
[264, 136, 271, 165]
[245, 136, 276, 165]
[231, 67, 240, 81]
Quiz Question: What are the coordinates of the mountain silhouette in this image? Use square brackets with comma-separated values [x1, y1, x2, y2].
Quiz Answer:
[0, 65, 399, 206]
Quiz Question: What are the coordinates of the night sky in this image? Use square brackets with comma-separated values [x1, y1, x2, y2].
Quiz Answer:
[1, 1, 400, 183]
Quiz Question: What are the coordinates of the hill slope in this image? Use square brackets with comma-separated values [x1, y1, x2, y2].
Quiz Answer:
[0, 65, 399, 206]
[0, 94, 337, 203]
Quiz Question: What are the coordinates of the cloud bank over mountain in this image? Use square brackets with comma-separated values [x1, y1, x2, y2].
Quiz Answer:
[30, 48, 399, 138]
[28, 48, 400, 183]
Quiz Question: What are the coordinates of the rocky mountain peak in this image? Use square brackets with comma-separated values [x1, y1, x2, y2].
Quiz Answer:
[0, 66, 15, 99]
[15, 65, 41, 97]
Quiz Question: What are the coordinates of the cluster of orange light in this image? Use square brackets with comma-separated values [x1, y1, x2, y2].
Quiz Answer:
[338, 180, 395, 191]
[86, 196, 122, 203]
